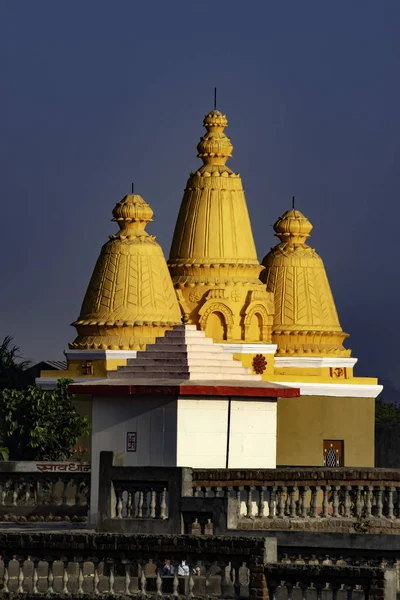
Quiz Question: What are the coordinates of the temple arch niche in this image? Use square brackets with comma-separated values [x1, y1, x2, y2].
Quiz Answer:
[205, 311, 227, 341]
[199, 302, 234, 342]
[243, 304, 270, 342]
[247, 312, 263, 342]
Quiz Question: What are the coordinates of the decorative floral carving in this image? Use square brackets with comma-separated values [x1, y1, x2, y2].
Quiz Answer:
[252, 354, 267, 375]
[189, 291, 201, 303]
[231, 289, 241, 302]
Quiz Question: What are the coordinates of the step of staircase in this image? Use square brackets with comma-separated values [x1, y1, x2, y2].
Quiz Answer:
[107, 324, 262, 383]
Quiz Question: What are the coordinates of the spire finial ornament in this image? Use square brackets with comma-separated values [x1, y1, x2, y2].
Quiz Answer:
[214, 87, 217, 110]
[196, 109, 232, 166]
[168, 109, 274, 344]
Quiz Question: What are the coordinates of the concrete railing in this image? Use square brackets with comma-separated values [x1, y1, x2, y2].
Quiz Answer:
[0, 461, 90, 522]
[265, 563, 395, 600]
[192, 468, 400, 534]
[0, 531, 395, 600]
[0, 532, 270, 600]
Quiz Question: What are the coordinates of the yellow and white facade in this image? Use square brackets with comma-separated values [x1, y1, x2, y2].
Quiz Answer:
[39, 107, 382, 468]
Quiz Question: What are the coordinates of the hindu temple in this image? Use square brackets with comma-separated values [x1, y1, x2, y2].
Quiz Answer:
[38, 106, 382, 470]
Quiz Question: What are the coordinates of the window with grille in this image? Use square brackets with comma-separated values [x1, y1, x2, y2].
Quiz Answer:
[323, 440, 344, 467]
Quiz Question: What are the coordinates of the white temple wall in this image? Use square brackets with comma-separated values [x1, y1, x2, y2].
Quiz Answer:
[90, 394, 178, 523]
[176, 398, 229, 468]
[228, 400, 277, 468]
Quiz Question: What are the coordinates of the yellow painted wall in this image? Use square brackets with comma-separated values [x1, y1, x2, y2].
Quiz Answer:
[277, 395, 375, 467]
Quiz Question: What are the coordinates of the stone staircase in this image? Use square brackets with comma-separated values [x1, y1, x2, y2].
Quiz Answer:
[108, 325, 261, 381]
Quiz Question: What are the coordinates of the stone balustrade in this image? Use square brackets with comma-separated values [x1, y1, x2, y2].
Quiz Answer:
[0, 462, 90, 522]
[265, 563, 393, 600]
[192, 468, 400, 534]
[0, 532, 269, 600]
[113, 482, 168, 520]
[0, 531, 394, 600]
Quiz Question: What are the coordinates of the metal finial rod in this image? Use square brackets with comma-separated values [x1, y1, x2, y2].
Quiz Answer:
[132, 183, 134, 194]
[214, 87, 217, 110]
[292, 196, 295, 209]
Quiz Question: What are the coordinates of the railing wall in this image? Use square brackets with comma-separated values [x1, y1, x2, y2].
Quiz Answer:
[0, 462, 90, 522]
[0, 531, 394, 600]
[192, 468, 400, 534]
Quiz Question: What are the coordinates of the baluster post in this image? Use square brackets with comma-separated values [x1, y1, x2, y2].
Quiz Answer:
[13, 479, 19, 506]
[365, 486, 373, 518]
[150, 489, 156, 518]
[258, 486, 266, 518]
[138, 490, 144, 518]
[156, 571, 162, 598]
[321, 485, 330, 518]
[127, 491, 133, 518]
[277, 486, 286, 518]
[94, 560, 100, 596]
[63, 560, 69, 595]
[25, 480, 32, 505]
[332, 486, 340, 518]
[160, 488, 167, 520]
[301, 486, 309, 518]
[289, 486, 297, 518]
[32, 558, 39, 594]
[356, 486, 363, 517]
[124, 560, 131, 596]
[109, 559, 115, 595]
[246, 486, 254, 517]
[376, 486, 384, 518]
[236, 487, 242, 519]
[78, 559, 84, 594]
[269, 486, 277, 518]
[18, 558, 25, 594]
[172, 572, 178, 599]
[387, 487, 395, 519]
[310, 486, 320, 518]
[116, 488, 123, 518]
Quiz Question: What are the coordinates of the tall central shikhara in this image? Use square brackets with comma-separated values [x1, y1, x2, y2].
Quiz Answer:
[168, 110, 274, 343]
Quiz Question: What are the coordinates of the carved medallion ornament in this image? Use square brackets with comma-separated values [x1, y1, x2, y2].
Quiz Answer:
[252, 354, 267, 375]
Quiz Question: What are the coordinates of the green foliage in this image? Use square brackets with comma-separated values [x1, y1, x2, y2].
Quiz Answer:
[375, 399, 400, 425]
[0, 379, 89, 461]
[0, 447, 9, 460]
[0, 335, 32, 390]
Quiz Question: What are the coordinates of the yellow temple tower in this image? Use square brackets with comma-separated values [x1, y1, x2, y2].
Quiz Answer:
[257, 206, 382, 467]
[168, 109, 275, 368]
[39, 191, 181, 386]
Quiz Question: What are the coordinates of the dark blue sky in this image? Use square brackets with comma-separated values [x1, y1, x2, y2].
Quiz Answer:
[1, 1, 399, 392]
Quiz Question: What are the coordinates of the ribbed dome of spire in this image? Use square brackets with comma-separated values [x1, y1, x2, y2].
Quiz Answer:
[260, 208, 350, 356]
[70, 193, 181, 350]
[168, 109, 274, 344]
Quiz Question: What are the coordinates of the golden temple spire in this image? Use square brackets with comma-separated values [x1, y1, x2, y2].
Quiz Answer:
[168, 109, 274, 344]
[260, 208, 350, 356]
[70, 192, 181, 350]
